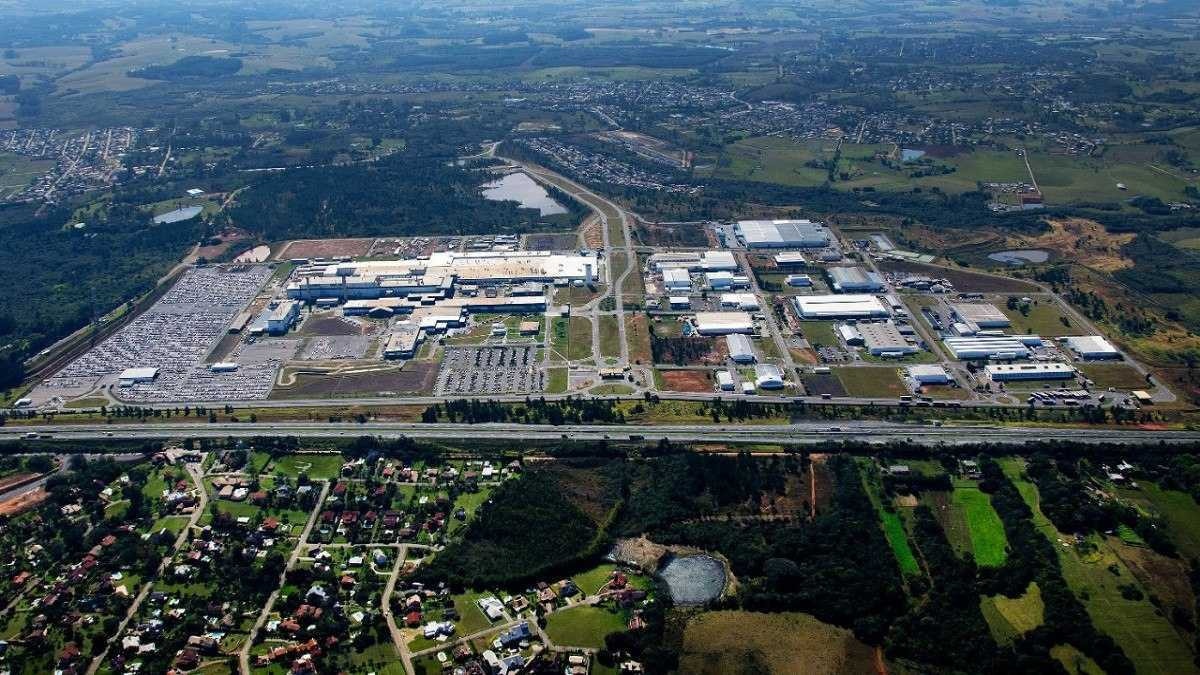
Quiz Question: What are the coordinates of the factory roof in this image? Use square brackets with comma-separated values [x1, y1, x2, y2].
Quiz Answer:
[857, 322, 914, 353]
[648, 250, 737, 271]
[694, 312, 754, 334]
[119, 367, 159, 381]
[754, 364, 785, 388]
[985, 363, 1076, 378]
[1064, 335, 1119, 357]
[827, 266, 883, 291]
[726, 333, 755, 361]
[943, 335, 1041, 359]
[793, 295, 888, 319]
[719, 292, 760, 309]
[907, 364, 951, 380]
[662, 268, 692, 285]
[735, 219, 830, 247]
[950, 303, 1010, 327]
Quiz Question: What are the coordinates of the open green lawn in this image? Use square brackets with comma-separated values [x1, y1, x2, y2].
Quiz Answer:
[573, 564, 618, 596]
[270, 453, 345, 480]
[860, 465, 921, 577]
[999, 301, 1078, 337]
[800, 320, 839, 348]
[599, 315, 622, 358]
[544, 605, 628, 649]
[568, 316, 594, 361]
[1001, 461, 1194, 674]
[1076, 363, 1150, 391]
[980, 582, 1044, 644]
[835, 367, 907, 398]
[953, 480, 1009, 567]
[151, 515, 191, 536]
[1128, 482, 1200, 560]
[546, 367, 568, 393]
[1051, 644, 1105, 675]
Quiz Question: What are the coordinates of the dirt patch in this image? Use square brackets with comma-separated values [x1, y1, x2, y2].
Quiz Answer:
[635, 220, 713, 248]
[680, 611, 878, 675]
[810, 456, 835, 514]
[277, 238, 374, 260]
[626, 313, 653, 365]
[299, 315, 379, 337]
[1011, 218, 1135, 272]
[612, 536, 670, 571]
[525, 232, 578, 251]
[580, 215, 604, 250]
[801, 373, 847, 397]
[195, 229, 252, 260]
[0, 473, 37, 492]
[0, 487, 47, 516]
[275, 363, 437, 398]
[659, 369, 715, 393]
[876, 259, 1038, 293]
[1111, 540, 1196, 635]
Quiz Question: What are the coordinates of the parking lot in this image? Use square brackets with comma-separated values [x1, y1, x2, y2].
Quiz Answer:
[436, 346, 545, 395]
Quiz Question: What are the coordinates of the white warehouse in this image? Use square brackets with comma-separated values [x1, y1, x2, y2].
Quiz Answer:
[827, 267, 884, 292]
[735, 219, 831, 248]
[986, 363, 1077, 381]
[793, 295, 889, 320]
[726, 334, 756, 363]
[907, 365, 952, 385]
[1063, 335, 1121, 360]
[694, 312, 755, 335]
[943, 335, 1043, 360]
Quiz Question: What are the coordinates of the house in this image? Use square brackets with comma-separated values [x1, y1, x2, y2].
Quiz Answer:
[305, 585, 330, 606]
[404, 611, 422, 628]
[493, 622, 532, 649]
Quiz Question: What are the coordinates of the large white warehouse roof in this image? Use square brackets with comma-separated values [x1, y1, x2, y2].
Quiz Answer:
[793, 295, 888, 319]
[1064, 335, 1120, 359]
[735, 219, 830, 248]
[695, 312, 755, 335]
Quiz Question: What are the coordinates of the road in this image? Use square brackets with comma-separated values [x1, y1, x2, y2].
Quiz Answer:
[5, 420, 1198, 446]
[382, 546, 415, 675]
[239, 482, 331, 674]
[87, 459, 209, 675]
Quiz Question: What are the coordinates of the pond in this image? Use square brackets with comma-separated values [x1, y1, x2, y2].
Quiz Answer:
[659, 554, 726, 605]
[988, 249, 1050, 265]
[900, 148, 926, 162]
[153, 206, 203, 224]
[481, 172, 567, 216]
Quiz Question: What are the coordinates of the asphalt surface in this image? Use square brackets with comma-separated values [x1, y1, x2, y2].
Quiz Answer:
[2, 421, 1197, 446]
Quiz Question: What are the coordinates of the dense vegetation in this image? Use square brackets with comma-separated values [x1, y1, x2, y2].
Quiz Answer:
[132, 55, 243, 81]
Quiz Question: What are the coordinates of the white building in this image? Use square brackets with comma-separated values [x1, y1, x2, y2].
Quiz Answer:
[986, 362, 1077, 381]
[785, 274, 813, 287]
[719, 293, 760, 311]
[943, 335, 1042, 360]
[648, 250, 738, 272]
[267, 300, 301, 335]
[118, 367, 159, 387]
[754, 364, 785, 389]
[694, 312, 755, 335]
[837, 324, 864, 345]
[705, 271, 735, 290]
[716, 370, 735, 391]
[907, 365, 952, 385]
[668, 296, 691, 309]
[858, 322, 917, 356]
[828, 267, 884, 292]
[662, 268, 692, 291]
[735, 220, 830, 248]
[726, 334, 756, 363]
[950, 303, 1010, 329]
[209, 362, 239, 372]
[793, 295, 889, 319]
[1063, 335, 1120, 360]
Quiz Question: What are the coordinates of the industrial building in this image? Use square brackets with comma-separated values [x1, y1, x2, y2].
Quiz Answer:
[950, 303, 1010, 330]
[943, 335, 1043, 360]
[857, 322, 918, 356]
[793, 295, 889, 319]
[668, 296, 691, 309]
[719, 293, 760, 311]
[694, 312, 755, 335]
[1063, 335, 1121, 360]
[827, 267, 884, 292]
[985, 363, 1077, 381]
[837, 324, 864, 345]
[209, 362, 239, 373]
[266, 301, 301, 335]
[648, 250, 738, 272]
[662, 268, 692, 291]
[287, 250, 600, 301]
[907, 365, 952, 385]
[735, 219, 831, 248]
[383, 324, 423, 359]
[786, 274, 813, 287]
[118, 367, 159, 387]
[774, 252, 808, 269]
[754, 364, 785, 389]
[716, 370, 735, 391]
[726, 334, 756, 363]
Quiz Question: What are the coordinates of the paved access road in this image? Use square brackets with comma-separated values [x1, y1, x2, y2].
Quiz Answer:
[3, 421, 1197, 446]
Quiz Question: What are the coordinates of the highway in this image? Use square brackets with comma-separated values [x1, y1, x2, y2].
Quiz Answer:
[3, 421, 1197, 446]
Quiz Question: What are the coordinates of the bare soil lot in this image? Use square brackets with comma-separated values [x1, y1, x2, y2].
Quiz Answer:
[525, 232, 578, 251]
[659, 369, 716, 393]
[300, 315, 379, 337]
[878, 259, 1038, 293]
[801, 373, 847, 397]
[277, 238, 374, 259]
[274, 362, 437, 398]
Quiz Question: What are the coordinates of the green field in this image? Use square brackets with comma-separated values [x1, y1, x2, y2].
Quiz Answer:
[546, 367, 568, 393]
[599, 315, 622, 358]
[835, 367, 907, 398]
[1127, 482, 1200, 560]
[1001, 461, 1194, 674]
[980, 582, 1044, 644]
[801, 321, 839, 348]
[861, 465, 921, 576]
[999, 301, 1078, 337]
[679, 611, 878, 675]
[1076, 363, 1149, 391]
[271, 453, 345, 480]
[544, 605, 627, 649]
[568, 316, 594, 361]
[952, 481, 1009, 567]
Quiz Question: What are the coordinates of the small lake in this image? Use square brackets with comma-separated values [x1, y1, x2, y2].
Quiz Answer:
[660, 554, 726, 605]
[988, 249, 1050, 265]
[900, 148, 926, 162]
[481, 172, 567, 216]
[153, 206, 203, 224]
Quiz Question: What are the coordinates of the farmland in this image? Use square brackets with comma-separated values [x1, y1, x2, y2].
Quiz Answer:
[678, 611, 879, 675]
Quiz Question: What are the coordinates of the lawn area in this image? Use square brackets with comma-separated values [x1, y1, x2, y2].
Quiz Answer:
[348, 640, 406, 675]
[835, 366, 907, 398]
[151, 515, 191, 536]
[546, 367, 569, 393]
[800, 321, 839, 348]
[860, 464, 921, 576]
[679, 611, 878, 675]
[599, 315, 622, 358]
[568, 316, 594, 361]
[999, 300, 1077, 337]
[1051, 644, 1105, 675]
[625, 313, 653, 365]
[1076, 363, 1149, 391]
[952, 480, 1009, 567]
[980, 582, 1044, 644]
[1129, 482, 1200, 560]
[544, 605, 627, 649]
[1001, 461, 1194, 674]
[573, 564, 618, 596]
[451, 591, 494, 635]
[271, 453, 345, 480]
[141, 469, 170, 501]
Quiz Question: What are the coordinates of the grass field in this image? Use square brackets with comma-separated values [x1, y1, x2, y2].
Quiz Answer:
[952, 481, 1009, 567]
[980, 582, 1044, 644]
[568, 316, 594, 361]
[1076, 363, 1150, 391]
[544, 605, 627, 649]
[271, 454, 345, 480]
[1127, 482, 1200, 560]
[546, 367, 569, 394]
[1051, 644, 1105, 675]
[999, 301, 1078, 337]
[835, 367, 907, 398]
[599, 315, 622, 358]
[679, 611, 878, 675]
[625, 313, 653, 365]
[800, 321, 839, 348]
[1001, 461, 1195, 674]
